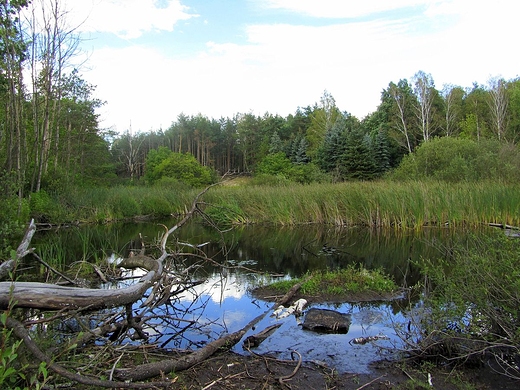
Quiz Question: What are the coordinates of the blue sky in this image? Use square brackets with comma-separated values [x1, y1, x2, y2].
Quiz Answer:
[63, 0, 519, 133]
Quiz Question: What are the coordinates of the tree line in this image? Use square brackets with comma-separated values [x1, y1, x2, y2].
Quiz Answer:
[2, 1, 520, 199]
[115, 74, 520, 184]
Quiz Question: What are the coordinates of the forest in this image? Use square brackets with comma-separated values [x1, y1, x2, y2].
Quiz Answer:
[2, 0, 520, 230]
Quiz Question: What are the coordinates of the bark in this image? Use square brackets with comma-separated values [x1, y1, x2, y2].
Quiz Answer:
[242, 323, 282, 348]
[0, 253, 161, 310]
[0, 219, 36, 281]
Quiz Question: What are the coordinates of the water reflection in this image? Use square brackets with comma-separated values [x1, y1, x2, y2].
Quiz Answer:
[31, 220, 490, 373]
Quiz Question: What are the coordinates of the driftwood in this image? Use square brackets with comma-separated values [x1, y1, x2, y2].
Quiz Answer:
[242, 323, 282, 348]
[0, 254, 161, 310]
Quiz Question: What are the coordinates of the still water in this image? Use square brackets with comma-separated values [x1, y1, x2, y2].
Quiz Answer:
[32, 219, 475, 373]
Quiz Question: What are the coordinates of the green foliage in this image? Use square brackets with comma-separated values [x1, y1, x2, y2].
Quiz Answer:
[268, 131, 284, 154]
[0, 296, 49, 390]
[0, 325, 23, 389]
[0, 197, 29, 258]
[107, 190, 142, 219]
[390, 137, 520, 182]
[373, 129, 392, 174]
[417, 232, 520, 372]
[267, 266, 397, 295]
[255, 152, 293, 177]
[255, 152, 325, 184]
[145, 150, 213, 187]
[29, 190, 63, 222]
[340, 129, 378, 180]
[144, 146, 173, 183]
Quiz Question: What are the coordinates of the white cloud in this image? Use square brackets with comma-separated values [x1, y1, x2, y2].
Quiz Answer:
[261, 0, 434, 18]
[66, 0, 196, 38]
[81, 0, 519, 132]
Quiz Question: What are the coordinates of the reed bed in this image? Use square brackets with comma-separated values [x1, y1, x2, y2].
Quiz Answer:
[40, 180, 520, 229]
[205, 180, 520, 228]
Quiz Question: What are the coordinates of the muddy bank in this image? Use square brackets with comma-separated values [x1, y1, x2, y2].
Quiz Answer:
[174, 350, 518, 390]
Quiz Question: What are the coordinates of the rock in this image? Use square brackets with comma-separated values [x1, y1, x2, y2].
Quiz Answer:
[302, 308, 351, 333]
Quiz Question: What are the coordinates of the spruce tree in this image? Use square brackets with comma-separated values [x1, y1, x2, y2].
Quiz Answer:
[373, 128, 391, 175]
[341, 128, 378, 180]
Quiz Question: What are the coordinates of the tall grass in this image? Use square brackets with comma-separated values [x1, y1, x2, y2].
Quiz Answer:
[32, 180, 520, 229]
[42, 185, 198, 223]
[204, 180, 520, 228]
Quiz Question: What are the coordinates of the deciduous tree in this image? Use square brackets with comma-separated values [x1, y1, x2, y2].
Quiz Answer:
[488, 76, 509, 141]
[412, 70, 437, 142]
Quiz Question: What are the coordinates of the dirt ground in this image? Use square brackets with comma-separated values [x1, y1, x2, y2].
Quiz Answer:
[177, 350, 519, 389]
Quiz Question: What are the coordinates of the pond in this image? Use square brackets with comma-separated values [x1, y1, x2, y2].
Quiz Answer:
[30, 219, 479, 374]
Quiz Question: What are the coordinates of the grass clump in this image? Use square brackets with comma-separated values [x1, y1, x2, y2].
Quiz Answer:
[268, 266, 398, 296]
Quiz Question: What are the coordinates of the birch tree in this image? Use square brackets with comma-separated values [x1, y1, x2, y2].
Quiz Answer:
[441, 84, 464, 137]
[26, 0, 81, 191]
[412, 70, 436, 142]
[386, 80, 415, 154]
[488, 76, 509, 141]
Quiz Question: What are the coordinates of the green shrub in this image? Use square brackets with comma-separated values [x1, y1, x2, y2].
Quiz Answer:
[145, 149, 214, 187]
[390, 137, 520, 183]
[416, 232, 520, 373]
[0, 198, 29, 258]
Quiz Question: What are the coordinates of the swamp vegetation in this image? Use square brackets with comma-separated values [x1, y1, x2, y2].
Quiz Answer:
[1, 180, 520, 389]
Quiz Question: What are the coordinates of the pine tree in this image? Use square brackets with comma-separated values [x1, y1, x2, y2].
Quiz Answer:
[341, 128, 378, 180]
[373, 128, 391, 175]
[268, 131, 283, 154]
[316, 115, 347, 171]
[294, 137, 309, 164]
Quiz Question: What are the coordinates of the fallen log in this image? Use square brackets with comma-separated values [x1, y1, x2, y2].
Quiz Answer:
[114, 311, 265, 381]
[0, 254, 161, 310]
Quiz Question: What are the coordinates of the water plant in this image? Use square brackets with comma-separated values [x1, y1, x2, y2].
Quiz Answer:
[266, 265, 398, 296]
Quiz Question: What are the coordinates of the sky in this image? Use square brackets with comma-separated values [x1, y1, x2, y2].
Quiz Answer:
[61, 0, 519, 133]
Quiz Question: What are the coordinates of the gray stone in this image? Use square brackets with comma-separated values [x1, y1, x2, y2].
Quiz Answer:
[302, 308, 351, 333]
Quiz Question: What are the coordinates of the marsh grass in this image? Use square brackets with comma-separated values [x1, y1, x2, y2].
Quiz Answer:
[33, 180, 520, 229]
[39, 185, 197, 223]
[268, 266, 398, 295]
[205, 180, 520, 228]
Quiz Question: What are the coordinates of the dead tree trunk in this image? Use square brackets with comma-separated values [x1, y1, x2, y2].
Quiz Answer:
[0, 219, 36, 281]
[0, 254, 161, 310]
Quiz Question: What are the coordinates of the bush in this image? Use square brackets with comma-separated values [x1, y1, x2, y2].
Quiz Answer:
[415, 232, 520, 374]
[0, 197, 29, 258]
[145, 149, 214, 187]
[390, 137, 520, 182]
[108, 191, 141, 218]
[255, 153, 328, 184]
